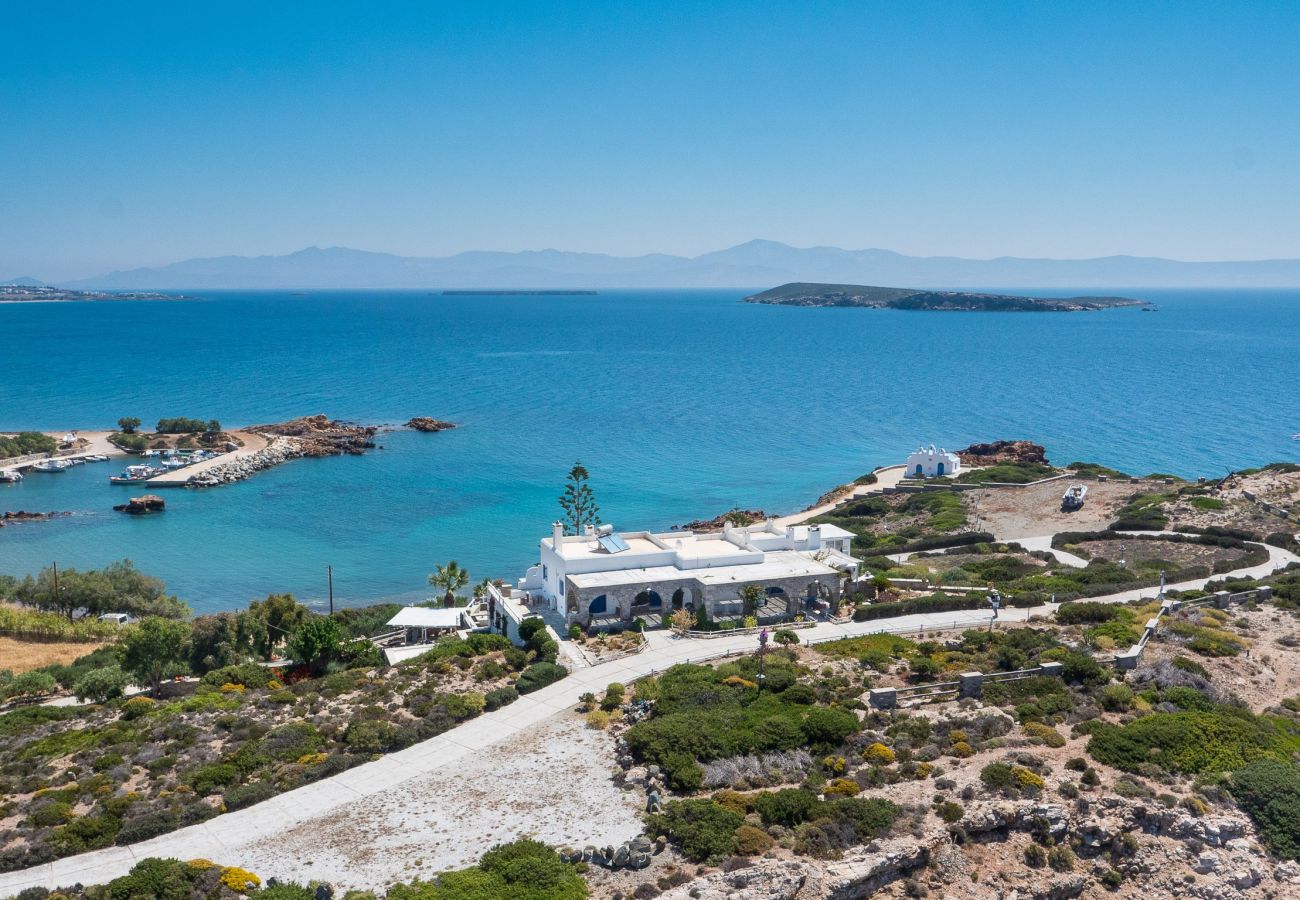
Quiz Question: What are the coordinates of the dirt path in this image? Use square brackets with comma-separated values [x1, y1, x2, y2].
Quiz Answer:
[775, 465, 907, 526]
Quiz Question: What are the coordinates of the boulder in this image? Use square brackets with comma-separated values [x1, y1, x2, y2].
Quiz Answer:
[405, 417, 456, 433]
[1193, 851, 1222, 874]
[957, 440, 1049, 466]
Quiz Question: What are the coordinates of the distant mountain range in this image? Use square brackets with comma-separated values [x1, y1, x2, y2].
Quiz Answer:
[59, 240, 1300, 290]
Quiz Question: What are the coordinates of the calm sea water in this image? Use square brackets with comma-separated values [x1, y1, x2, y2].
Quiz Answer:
[2, 289, 1298, 613]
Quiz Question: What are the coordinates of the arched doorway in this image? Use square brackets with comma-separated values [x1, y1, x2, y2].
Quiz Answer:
[936, 462, 945, 476]
[914, 464, 924, 476]
[588, 594, 608, 616]
[632, 590, 662, 610]
[671, 587, 694, 610]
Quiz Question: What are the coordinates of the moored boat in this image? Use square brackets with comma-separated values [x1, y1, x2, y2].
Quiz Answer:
[31, 459, 68, 473]
[0, 469, 22, 483]
[109, 464, 162, 484]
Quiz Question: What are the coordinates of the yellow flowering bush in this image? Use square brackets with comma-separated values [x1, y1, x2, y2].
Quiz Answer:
[864, 742, 895, 765]
[220, 866, 261, 892]
[824, 777, 861, 797]
[121, 696, 155, 719]
[219, 682, 246, 694]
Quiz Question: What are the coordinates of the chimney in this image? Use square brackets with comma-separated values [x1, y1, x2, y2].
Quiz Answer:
[552, 521, 565, 549]
[785, 525, 797, 544]
[808, 525, 822, 550]
[584, 523, 596, 537]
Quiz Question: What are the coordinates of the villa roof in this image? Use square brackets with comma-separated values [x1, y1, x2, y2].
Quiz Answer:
[386, 606, 464, 629]
[566, 550, 839, 592]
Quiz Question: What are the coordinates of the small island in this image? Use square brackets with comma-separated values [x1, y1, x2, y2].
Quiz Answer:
[743, 281, 1148, 311]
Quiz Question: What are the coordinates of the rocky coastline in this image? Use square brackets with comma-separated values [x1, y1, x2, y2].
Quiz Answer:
[0, 510, 71, 527]
[180, 414, 457, 487]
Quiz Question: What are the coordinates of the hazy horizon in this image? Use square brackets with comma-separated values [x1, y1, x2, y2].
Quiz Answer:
[5, 3, 1300, 282]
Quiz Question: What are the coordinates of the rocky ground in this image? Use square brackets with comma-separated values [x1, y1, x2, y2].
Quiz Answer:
[968, 478, 1165, 537]
[238, 714, 643, 890]
[247, 414, 378, 456]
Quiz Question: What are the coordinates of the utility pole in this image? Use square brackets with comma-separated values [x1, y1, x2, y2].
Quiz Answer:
[327, 565, 334, 616]
[52, 561, 63, 620]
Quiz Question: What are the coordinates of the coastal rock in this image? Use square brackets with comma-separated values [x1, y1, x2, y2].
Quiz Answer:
[114, 494, 165, 514]
[250, 414, 378, 456]
[405, 416, 456, 433]
[0, 510, 71, 526]
[957, 440, 1049, 467]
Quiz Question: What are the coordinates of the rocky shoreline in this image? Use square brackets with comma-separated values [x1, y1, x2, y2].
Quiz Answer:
[180, 414, 457, 487]
[0, 510, 71, 527]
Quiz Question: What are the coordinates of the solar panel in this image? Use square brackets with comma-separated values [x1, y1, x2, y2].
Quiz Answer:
[598, 533, 631, 553]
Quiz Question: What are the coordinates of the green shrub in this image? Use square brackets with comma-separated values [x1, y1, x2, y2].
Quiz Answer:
[663, 751, 704, 792]
[115, 810, 181, 845]
[936, 800, 964, 823]
[484, 686, 519, 711]
[188, 762, 240, 794]
[344, 719, 397, 753]
[755, 788, 819, 827]
[800, 706, 860, 748]
[516, 662, 567, 694]
[224, 780, 277, 811]
[647, 799, 743, 863]
[1088, 709, 1300, 775]
[1228, 758, 1300, 860]
[200, 663, 273, 689]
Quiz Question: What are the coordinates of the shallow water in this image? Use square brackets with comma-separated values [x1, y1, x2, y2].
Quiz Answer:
[2, 288, 1297, 612]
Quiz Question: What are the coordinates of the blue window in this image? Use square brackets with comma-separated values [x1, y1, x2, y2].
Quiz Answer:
[543, 564, 549, 580]
[589, 594, 607, 615]
[559, 581, 565, 596]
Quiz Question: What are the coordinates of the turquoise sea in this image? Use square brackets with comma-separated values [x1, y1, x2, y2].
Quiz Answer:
[2, 289, 1298, 614]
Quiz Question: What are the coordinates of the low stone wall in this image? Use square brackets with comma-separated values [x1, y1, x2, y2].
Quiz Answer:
[682, 620, 816, 640]
[868, 660, 1065, 709]
[1242, 489, 1299, 524]
[1114, 586, 1271, 669]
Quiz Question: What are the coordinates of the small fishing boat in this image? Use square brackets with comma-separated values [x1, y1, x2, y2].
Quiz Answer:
[31, 459, 68, 473]
[0, 469, 22, 483]
[1061, 483, 1087, 510]
[109, 464, 161, 484]
[162, 457, 188, 469]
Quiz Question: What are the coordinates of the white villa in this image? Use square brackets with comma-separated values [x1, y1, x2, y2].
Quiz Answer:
[486, 518, 859, 637]
[905, 444, 962, 478]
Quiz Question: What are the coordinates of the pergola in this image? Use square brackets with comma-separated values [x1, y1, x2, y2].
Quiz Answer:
[385, 606, 465, 645]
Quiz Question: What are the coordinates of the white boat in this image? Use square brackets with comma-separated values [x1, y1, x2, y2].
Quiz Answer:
[1061, 483, 1087, 510]
[31, 459, 68, 473]
[109, 464, 161, 484]
[84, 454, 108, 462]
[141, 449, 160, 457]
[162, 457, 188, 469]
[0, 469, 22, 483]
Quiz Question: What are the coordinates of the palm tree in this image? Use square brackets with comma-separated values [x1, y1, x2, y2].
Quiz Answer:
[472, 577, 493, 601]
[428, 561, 470, 607]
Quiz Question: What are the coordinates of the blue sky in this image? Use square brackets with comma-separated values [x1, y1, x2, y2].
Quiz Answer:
[4, 1, 1299, 280]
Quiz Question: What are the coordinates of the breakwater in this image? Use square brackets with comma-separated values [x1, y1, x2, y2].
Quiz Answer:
[185, 437, 307, 487]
